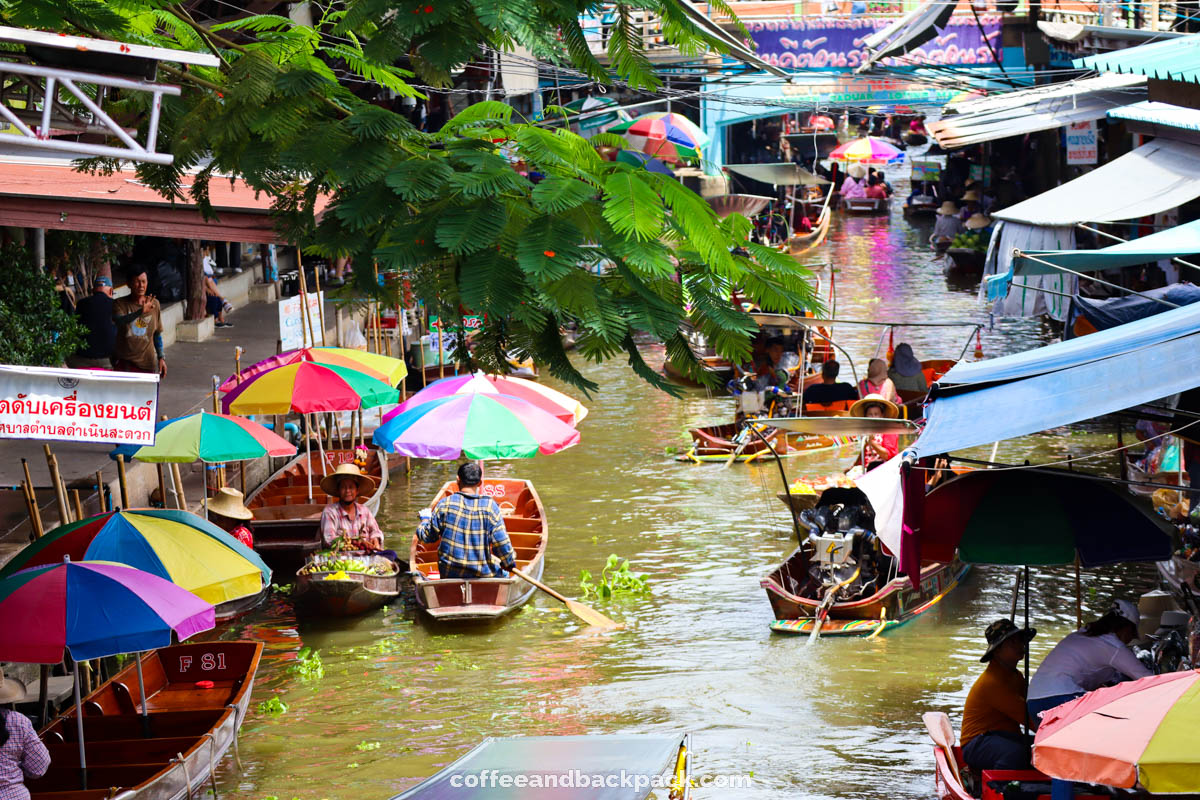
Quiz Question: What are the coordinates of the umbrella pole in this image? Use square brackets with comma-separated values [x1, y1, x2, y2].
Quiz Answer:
[115, 454, 130, 510]
[1024, 565, 1031, 683]
[1074, 557, 1082, 630]
[1009, 569, 1022, 620]
[305, 414, 313, 503]
[135, 652, 151, 737]
[73, 660, 87, 790]
[171, 463, 187, 511]
[156, 465, 167, 510]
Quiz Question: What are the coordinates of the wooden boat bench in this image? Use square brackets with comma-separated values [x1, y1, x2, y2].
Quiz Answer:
[53, 709, 226, 741]
[44, 736, 200, 766]
[31, 790, 123, 800]
[27, 764, 166, 794]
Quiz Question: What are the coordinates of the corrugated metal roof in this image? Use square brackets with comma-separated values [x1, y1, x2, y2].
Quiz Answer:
[1076, 34, 1200, 84]
[1108, 100, 1200, 131]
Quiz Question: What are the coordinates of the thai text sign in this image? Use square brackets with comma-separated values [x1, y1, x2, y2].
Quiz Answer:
[0, 365, 158, 445]
[745, 15, 1001, 70]
[1065, 121, 1098, 165]
[278, 291, 325, 350]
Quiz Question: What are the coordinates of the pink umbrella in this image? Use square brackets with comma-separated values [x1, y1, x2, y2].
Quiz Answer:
[829, 136, 903, 164]
[384, 371, 588, 426]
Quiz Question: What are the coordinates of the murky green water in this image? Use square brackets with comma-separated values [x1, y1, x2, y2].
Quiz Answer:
[217, 167, 1158, 800]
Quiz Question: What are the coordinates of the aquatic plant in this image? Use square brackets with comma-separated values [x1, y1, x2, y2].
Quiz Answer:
[288, 647, 325, 681]
[257, 696, 288, 716]
[579, 554, 650, 600]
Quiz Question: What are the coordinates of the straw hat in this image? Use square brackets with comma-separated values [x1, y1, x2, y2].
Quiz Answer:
[980, 618, 1036, 663]
[849, 393, 899, 419]
[936, 201, 959, 216]
[0, 667, 27, 704]
[961, 189, 980, 202]
[847, 163, 867, 179]
[965, 213, 992, 230]
[320, 462, 376, 498]
[204, 487, 253, 521]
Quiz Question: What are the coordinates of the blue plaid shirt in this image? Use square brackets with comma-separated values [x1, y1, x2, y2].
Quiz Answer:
[416, 491, 516, 578]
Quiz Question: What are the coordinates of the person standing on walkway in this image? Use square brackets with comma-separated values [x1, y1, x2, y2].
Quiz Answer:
[112, 266, 166, 376]
[416, 461, 516, 579]
[0, 670, 51, 800]
[67, 275, 116, 369]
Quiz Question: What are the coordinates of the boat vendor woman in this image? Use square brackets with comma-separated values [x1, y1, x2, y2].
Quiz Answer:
[0, 671, 50, 800]
[930, 202, 963, 245]
[416, 461, 516, 579]
[888, 343, 927, 395]
[857, 358, 899, 404]
[961, 619, 1037, 772]
[320, 463, 384, 551]
[1026, 600, 1151, 721]
[204, 487, 255, 548]
[850, 393, 900, 469]
[841, 164, 868, 200]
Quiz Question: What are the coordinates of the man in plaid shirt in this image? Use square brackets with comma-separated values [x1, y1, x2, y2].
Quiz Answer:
[416, 462, 516, 578]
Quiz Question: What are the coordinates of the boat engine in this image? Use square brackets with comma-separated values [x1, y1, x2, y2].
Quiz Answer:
[798, 503, 876, 600]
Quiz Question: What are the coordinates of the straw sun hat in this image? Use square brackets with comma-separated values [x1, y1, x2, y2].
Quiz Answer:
[0, 666, 27, 704]
[320, 463, 376, 498]
[204, 487, 253, 521]
[961, 189, 981, 202]
[965, 213, 992, 230]
[849, 393, 899, 419]
[847, 163, 867, 179]
[937, 201, 958, 216]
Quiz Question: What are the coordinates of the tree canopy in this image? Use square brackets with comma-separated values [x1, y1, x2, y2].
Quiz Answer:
[1, 0, 820, 392]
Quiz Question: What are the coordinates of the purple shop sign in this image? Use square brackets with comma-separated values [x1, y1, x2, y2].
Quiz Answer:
[745, 15, 1001, 70]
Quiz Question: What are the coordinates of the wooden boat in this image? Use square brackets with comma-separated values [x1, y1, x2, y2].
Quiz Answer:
[661, 353, 734, 388]
[245, 448, 388, 576]
[787, 202, 832, 255]
[763, 549, 968, 637]
[843, 196, 889, 215]
[903, 199, 939, 217]
[30, 641, 262, 800]
[945, 247, 985, 274]
[679, 423, 854, 463]
[410, 478, 547, 622]
[895, 358, 956, 419]
[294, 552, 401, 616]
[1159, 554, 1200, 595]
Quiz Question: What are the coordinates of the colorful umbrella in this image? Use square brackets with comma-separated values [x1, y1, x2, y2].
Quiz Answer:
[372, 393, 580, 460]
[808, 114, 835, 131]
[221, 361, 399, 415]
[610, 112, 710, 163]
[219, 347, 408, 392]
[0, 509, 271, 605]
[563, 96, 630, 132]
[111, 410, 296, 463]
[385, 371, 588, 426]
[615, 149, 675, 176]
[0, 559, 213, 789]
[829, 136, 904, 164]
[916, 471, 1175, 567]
[1033, 670, 1200, 793]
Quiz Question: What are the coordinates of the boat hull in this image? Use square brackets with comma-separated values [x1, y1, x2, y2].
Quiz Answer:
[410, 478, 547, 622]
[295, 561, 400, 617]
[680, 423, 853, 463]
[762, 550, 968, 637]
[843, 197, 889, 215]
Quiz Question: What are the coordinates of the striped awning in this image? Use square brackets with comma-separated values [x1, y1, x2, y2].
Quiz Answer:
[1077, 33, 1200, 84]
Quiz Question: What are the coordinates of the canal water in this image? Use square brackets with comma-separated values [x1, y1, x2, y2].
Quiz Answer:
[218, 167, 1157, 800]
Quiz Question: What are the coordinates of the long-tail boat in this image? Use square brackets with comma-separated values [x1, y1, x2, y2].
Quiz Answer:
[245, 448, 387, 575]
[30, 640, 262, 800]
[410, 478, 547, 622]
[843, 196, 890, 215]
[294, 552, 401, 617]
[679, 423, 854, 463]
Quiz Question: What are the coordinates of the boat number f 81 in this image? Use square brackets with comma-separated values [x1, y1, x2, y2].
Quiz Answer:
[180, 652, 227, 672]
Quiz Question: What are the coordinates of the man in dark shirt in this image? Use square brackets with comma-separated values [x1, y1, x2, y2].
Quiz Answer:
[67, 275, 116, 368]
[803, 360, 859, 405]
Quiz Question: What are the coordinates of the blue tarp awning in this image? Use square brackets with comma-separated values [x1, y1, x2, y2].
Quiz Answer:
[1070, 283, 1200, 337]
[1013, 218, 1200, 277]
[907, 302, 1200, 458]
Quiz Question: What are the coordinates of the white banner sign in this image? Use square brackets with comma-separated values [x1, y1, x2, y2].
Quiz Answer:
[278, 291, 325, 351]
[0, 365, 159, 445]
[1066, 121, 1098, 165]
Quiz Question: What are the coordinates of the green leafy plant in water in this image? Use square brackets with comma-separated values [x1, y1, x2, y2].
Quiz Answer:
[271, 583, 295, 596]
[288, 647, 324, 681]
[356, 741, 381, 752]
[579, 554, 649, 600]
[257, 696, 288, 716]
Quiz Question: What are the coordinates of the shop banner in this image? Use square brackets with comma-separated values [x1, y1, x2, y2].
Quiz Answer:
[0, 365, 158, 445]
[1065, 121, 1098, 165]
[278, 291, 325, 350]
[745, 15, 1001, 70]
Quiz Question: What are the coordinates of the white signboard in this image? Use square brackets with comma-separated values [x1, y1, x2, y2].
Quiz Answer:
[278, 291, 325, 350]
[0, 365, 158, 445]
[1066, 121, 1098, 165]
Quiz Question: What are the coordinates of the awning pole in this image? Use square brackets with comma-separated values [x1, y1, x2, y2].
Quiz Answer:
[1075, 223, 1200, 277]
[1014, 250, 1180, 309]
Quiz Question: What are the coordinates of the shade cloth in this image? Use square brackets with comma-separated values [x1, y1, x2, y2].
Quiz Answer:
[855, 454, 905, 558]
[724, 163, 829, 187]
[857, 0, 955, 71]
[1014, 218, 1200, 276]
[1077, 34, 1200, 85]
[993, 139, 1200, 226]
[1109, 100, 1200, 132]
[389, 735, 684, 800]
[982, 222, 1077, 320]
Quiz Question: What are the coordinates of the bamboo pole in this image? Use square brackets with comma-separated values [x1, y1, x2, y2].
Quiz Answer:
[115, 454, 130, 510]
[44, 445, 72, 525]
[211, 376, 225, 489]
[22, 459, 44, 537]
[418, 307, 428, 388]
[71, 489, 84, 522]
[170, 463, 187, 511]
[437, 316, 445, 380]
[156, 464, 167, 509]
[95, 470, 106, 513]
[234, 345, 243, 382]
[312, 257, 327, 346]
[21, 480, 39, 542]
[296, 251, 317, 348]
[239, 461, 246, 495]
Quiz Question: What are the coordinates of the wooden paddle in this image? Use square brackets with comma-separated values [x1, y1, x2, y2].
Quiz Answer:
[922, 711, 964, 788]
[511, 568, 621, 630]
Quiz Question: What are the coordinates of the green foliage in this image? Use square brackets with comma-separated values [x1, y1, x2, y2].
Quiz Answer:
[287, 647, 324, 681]
[0, 244, 87, 367]
[257, 695, 288, 715]
[4, 0, 822, 393]
[355, 741, 381, 752]
[579, 554, 650, 600]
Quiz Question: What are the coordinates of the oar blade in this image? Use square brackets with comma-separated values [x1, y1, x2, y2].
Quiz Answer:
[565, 599, 622, 630]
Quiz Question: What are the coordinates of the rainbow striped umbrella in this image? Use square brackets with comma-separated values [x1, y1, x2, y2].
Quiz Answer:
[111, 411, 296, 463]
[219, 347, 407, 391]
[0, 509, 271, 605]
[1034, 670, 1200, 793]
[610, 112, 710, 163]
[829, 136, 904, 164]
[221, 361, 399, 415]
[372, 393, 580, 460]
[384, 371, 587, 425]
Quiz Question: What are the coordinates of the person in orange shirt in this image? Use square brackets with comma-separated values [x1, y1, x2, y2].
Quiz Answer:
[961, 619, 1037, 772]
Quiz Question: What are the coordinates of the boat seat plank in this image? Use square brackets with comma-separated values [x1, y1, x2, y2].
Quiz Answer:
[55, 710, 225, 741]
[142, 681, 241, 711]
[45, 736, 197, 766]
[31, 791, 118, 800]
[27, 764, 165, 793]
